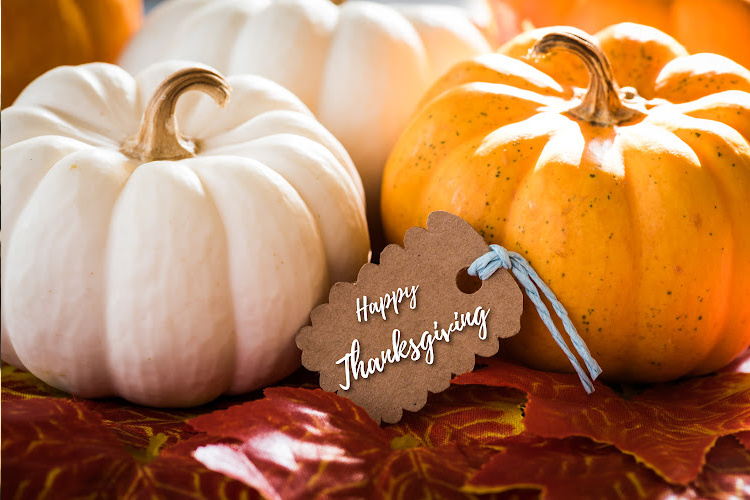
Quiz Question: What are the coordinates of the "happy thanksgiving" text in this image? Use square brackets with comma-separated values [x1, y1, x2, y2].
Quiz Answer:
[336, 285, 490, 391]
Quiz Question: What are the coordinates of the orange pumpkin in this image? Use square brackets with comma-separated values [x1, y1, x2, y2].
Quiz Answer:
[1, 0, 143, 108]
[492, 0, 750, 70]
[381, 24, 750, 382]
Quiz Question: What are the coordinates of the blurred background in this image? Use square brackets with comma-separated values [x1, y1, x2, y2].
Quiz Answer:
[3, 0, 749, 108]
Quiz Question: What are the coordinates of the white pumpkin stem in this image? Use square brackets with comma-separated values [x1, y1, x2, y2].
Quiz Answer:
[122, 67, 231, 161]
[532, 31, 645, 126]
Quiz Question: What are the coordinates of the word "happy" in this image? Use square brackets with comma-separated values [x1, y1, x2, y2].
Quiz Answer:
[356, 285, 419, 322]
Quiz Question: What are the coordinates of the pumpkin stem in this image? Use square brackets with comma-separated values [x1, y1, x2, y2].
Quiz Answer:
[532, 31, 644, 126]
[121, 67, 231, 161]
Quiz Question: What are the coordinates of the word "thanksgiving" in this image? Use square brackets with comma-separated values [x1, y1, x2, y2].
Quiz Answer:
[336, 285, 490, 391]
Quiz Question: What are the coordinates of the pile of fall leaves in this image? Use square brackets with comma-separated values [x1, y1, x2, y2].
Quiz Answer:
[3, 348, 749, 499]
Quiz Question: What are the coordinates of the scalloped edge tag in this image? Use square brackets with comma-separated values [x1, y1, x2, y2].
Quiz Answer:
[296, 211, 524, 424]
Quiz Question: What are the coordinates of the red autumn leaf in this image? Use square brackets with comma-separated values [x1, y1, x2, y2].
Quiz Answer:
[195, 440, 515, 500]
[2, 362, 208, 450]
[384, 385, 525, 447]
[1, 361, 323, 451]
[373, 444, 522, 500]
[1, 363, 69, 400]
[691, 436, 750, 499]
[452, 357, 750, 484]
[75, 399, 199, 450]
[465, 434, 678, 500]
[136, 435, 261, 500]
[190, 387, 388, 499]
[189, 387, 531, 500]
[2, 398, 255, 499]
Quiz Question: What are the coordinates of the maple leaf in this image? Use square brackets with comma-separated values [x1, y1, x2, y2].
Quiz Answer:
[74, 399, 199, 450]
[1, 361, 322, 451]
[8, 356, 749, 499]
[465, 434, 679, 500]
[3, 362, 211, 449]
[691, 436, 750, 499]
[374, 444, 531, 500]
[1, 398, 255, 499]
[1, 363, 69, 400]
[190, 387, 532, 500]
[452, 357, 750, 484]
[383, 384, 525, 447]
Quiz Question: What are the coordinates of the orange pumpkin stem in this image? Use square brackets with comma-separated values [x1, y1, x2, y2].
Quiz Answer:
[122, 67, 231, 161]
[532, 31, 644, 126]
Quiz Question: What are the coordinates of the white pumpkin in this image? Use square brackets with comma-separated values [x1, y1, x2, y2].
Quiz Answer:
[119, 0, 497, 228]
[0, 61, 370, 407]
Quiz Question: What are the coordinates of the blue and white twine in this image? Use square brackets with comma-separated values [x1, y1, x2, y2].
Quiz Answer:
[468, 244, 602, 393]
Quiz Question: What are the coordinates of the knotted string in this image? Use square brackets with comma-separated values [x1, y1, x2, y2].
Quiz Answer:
[468, 244, 602, 393]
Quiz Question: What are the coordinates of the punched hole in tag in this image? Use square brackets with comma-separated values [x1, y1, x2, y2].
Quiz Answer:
[456, 267, 482, 294]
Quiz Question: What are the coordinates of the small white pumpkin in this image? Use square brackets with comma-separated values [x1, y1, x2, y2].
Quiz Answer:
[119, 0, 499, 227]
[0, 61, 370, 407]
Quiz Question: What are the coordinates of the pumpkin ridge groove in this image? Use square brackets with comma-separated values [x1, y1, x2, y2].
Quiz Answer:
[663, 120, 747, 374]
[619, 129, 649, 380]
[33, 107, 122, 149]
[184, 162, 238, 395]
[94, 150, 141, 399]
